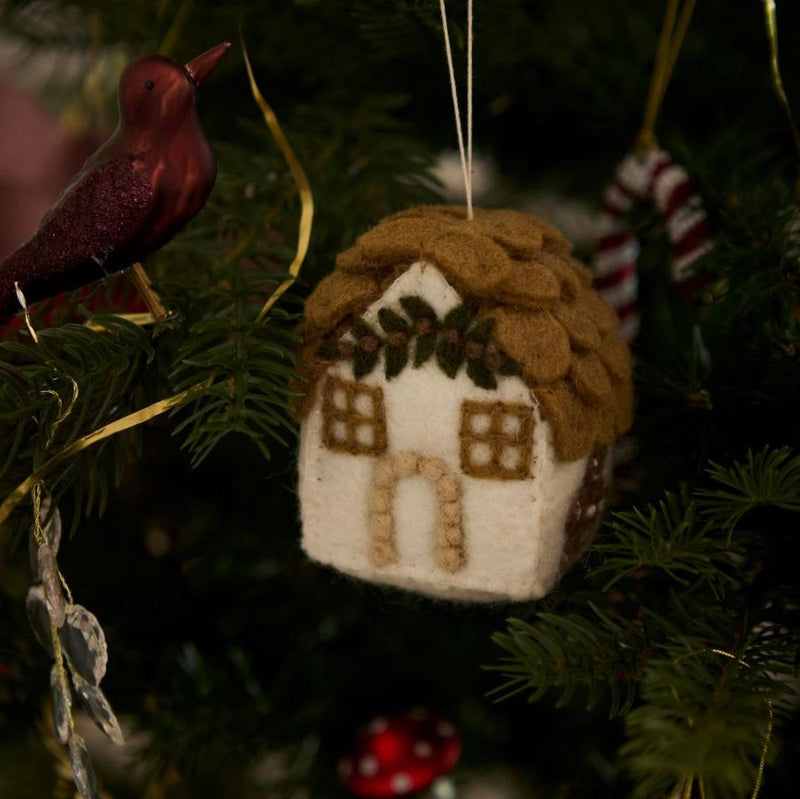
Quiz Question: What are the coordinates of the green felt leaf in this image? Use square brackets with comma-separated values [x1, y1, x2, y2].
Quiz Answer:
[351, 318, 378, 340]
[468, 320, 493, 343]
[414, 334, 437, 367]
[385, 344, 409, 379]
[467, 359, 497, 390]
[317, 338, 341, 359]
[436, 339, 464, 378]
[400, 295, 436, 320]
[497, 356, 523, 377]
[442, 304, 475, 332]
[378, 307, 410, 334]
[354, 347, 380, 378]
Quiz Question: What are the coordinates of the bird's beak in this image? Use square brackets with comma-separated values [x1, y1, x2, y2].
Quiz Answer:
[185, 41, 231, 87]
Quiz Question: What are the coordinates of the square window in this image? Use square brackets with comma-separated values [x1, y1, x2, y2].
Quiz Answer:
[460, 400, 534, 480]
[322, 376, 387, 456]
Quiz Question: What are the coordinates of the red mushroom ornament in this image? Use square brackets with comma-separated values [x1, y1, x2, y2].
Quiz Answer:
[340, 710, 461, 798]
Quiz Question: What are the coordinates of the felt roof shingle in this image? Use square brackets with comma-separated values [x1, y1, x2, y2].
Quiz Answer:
[297, 205, 633, 461]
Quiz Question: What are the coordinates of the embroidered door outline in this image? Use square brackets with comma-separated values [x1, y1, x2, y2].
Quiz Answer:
[368, 452, 466, 573]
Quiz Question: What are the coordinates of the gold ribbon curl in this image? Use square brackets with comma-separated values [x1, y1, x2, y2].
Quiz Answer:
[669, 648, 773, 799]
[762, 0, 800, 165]
[636, 0, 697, 154]
[240, 31, 314, 323]
[0, 380, 210, 526]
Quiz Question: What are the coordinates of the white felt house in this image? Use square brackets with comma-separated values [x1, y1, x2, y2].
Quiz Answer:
[297, 206, 632, 602]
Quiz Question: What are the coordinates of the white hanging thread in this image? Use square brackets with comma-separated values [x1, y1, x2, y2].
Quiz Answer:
[439, 0, 474, 220]
[14, 281, 39, 344]
[467, 0, 473, 215]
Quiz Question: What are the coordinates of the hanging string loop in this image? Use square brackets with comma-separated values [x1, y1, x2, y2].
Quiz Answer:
[439, 0, 475, 219]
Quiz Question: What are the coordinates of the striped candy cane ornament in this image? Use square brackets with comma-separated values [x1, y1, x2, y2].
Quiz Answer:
[592, 150, 713, 343]
[650, 156, 714, 289]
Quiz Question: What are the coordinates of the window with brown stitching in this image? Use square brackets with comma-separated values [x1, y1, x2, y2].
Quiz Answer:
[460, 400, 534, 479]
[322, 375, 388, 455]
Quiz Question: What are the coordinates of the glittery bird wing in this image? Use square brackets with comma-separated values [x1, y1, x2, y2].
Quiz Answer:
[35, 155, 157, 272]
[0, 156, 156, 318]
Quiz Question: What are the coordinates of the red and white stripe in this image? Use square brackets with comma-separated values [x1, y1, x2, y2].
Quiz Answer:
[593, 222, 641, 343]
[592, 149, 713, 343]
[591, 151, 666, 343]
[651, 158, 713, 282]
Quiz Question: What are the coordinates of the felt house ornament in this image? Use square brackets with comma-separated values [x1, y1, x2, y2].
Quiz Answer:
[297, 206, 633, 601]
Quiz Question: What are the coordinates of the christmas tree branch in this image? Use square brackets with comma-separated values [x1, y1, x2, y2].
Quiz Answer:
[492, 446, 800, 796]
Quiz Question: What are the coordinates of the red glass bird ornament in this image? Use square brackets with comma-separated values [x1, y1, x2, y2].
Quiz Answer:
[0, 41, 231, 322]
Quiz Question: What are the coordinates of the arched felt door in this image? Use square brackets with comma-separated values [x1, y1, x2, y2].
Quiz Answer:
[368, 451, 466, 573]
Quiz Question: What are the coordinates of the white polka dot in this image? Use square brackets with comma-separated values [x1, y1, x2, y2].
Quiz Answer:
[391, 773, 414, 794]
[436, 722, 455, 738]
[368, 717, 389, 733]
[413, 741, 433, 758]
[359, 755, 379, 777]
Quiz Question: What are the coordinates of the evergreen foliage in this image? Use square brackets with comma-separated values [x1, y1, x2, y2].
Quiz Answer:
[493, 448, 800, 795]
[1, 1, 799, 798]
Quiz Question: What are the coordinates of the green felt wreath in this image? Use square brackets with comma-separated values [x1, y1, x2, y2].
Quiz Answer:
[317, 295, 522, 390]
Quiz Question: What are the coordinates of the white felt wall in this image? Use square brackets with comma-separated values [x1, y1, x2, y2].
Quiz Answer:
[298, 262, 588, 601]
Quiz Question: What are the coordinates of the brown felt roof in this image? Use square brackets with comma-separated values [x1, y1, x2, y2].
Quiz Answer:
[298, 205, 633, 461]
